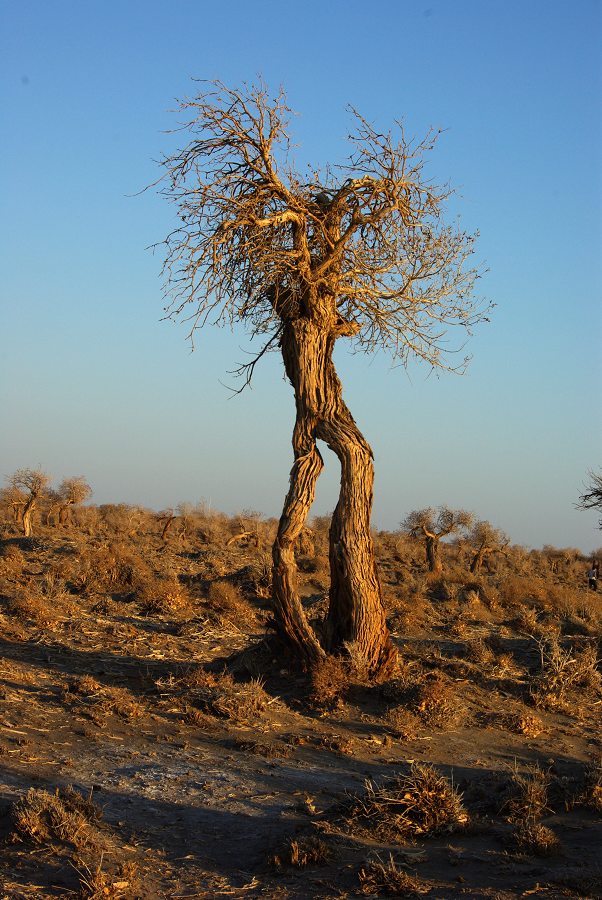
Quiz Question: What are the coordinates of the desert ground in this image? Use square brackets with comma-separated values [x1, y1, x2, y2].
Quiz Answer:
[0, 504, 600, 898]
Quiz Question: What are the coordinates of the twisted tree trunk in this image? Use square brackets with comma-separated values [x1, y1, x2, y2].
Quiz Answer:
[21, 496, 36, 537]
[272, 318, 396, 677]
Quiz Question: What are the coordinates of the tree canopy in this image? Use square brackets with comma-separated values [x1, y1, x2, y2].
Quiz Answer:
[156, 80, 490, 379]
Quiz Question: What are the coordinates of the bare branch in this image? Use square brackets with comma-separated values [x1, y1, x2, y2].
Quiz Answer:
[154, 79, 490, 378]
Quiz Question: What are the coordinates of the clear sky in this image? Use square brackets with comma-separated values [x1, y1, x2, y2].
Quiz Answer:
[1, 0, 601, 552]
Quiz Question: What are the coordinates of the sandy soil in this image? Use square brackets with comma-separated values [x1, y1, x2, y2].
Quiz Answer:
[0, 527, 600, 898]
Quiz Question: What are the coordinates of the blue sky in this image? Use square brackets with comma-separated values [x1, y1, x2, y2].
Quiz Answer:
[1, 0, 601, 551]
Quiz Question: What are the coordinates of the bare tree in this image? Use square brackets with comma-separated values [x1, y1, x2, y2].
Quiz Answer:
[155, 80, 490, 675]
[0, 485, 27, 525]
[468, 520, 509, 574]
[7, 469, 50, 537]
[403, 506, 473, 573]
[51, 476, 92, 526]
[576, 470, 602, 529]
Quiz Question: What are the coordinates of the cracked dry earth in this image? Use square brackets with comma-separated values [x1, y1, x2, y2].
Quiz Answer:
[0, 529, 601, 898]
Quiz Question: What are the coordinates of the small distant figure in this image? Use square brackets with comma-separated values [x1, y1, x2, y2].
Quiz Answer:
[587, 561, 599, 591]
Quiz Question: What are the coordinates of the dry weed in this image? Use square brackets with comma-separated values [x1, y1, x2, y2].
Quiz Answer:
[137, 578, 190, 616]
[204, 579, 256, 626]
[185, 668, 271, 724]
[309, 655, 350, 707]
[0, 544, 26, 578]
[6, 588, 70, 627]
[577, 757, 602, 813]
[412, 677, 466, 729]
[11, 786, 101, 851]
[65, 676, 144, 721]
[358, 853, 429, 896]
[511, 821, 561, 857]
[528, 635, 601, 710]
[271, 834, 332, 869]
[501, 712, 544, 737]
[504, 763, 550, 824]
[503, 763, 560, 855]
[342, 763, 467, 841]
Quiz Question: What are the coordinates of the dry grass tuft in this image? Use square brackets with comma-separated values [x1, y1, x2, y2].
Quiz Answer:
[204, 579, 257, 626]
[511, 821, 561, 857]
[504, 763, 561, 856]
[528, 635, 601, 710]
[577, 757, 602, 813]
[137, 578, 190, 616]
[504, 763, 550, 823]
[271, 834, 332, 869]
[74, 854, 140, 899]
[501, 712, 544, 737]
[309, 654, 350, 707]
[342, 763, 467, 842]
[0, 544, 26, 578]
[11, 785, 101, 851]
[412, 677, 466, 729]
[185, 668, 271, 724]
[358, 853, 429, 896]
[65, 676, 144, 722]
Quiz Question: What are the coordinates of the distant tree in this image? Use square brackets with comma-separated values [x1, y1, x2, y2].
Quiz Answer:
[7, 469, 50, 537]
[49, 476, 92, 526]
[402, 506, 473, 573]
[0, 484, 27, 525]
[576, 470, 602, 529]
[155, 80, 489, 675]
[467, 520, 509, 574]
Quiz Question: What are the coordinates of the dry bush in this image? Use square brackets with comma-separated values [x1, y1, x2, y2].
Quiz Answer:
[576, 757, 602, 813]
[204, 579, 257, 626]
[314, 733, 356, 755]
[464, 637, 496, 667]
[137, 577, 190, 616]
[244, 554, 273, 599]
[5, 587, 74, 628]
[271, 834, 332, 869]
[504, 764, 550, 824]
[511, 821, 561, 856]
[72, 542, 153, 597]
[309, 655, 350, 708]
[342, 763, 467, 842]
[528, 635, 601, 710]
[184, 668, 271, 724]
[358, 853, 429, 896]
[504, 765, 560, 856]
[385, 705, 421, 741]
[74, 856, 141, 900]
[499, 712, 544, 737]
[10, 786, 102, 851]
[0, 544, 26, 578]
[503, 763, 560, 855]
[412, 676, 466, 729]
[65, 676, 144, 722]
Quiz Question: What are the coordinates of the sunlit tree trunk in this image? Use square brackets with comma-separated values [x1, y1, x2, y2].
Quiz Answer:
[272, 319, 396, 677]
[21, 496, 36, 537]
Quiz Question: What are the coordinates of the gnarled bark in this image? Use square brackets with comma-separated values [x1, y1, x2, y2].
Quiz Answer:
[272, 318, 396, 677]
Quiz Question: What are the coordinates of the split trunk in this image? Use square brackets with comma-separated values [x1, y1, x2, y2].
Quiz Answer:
[272, 318, 396, 678]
